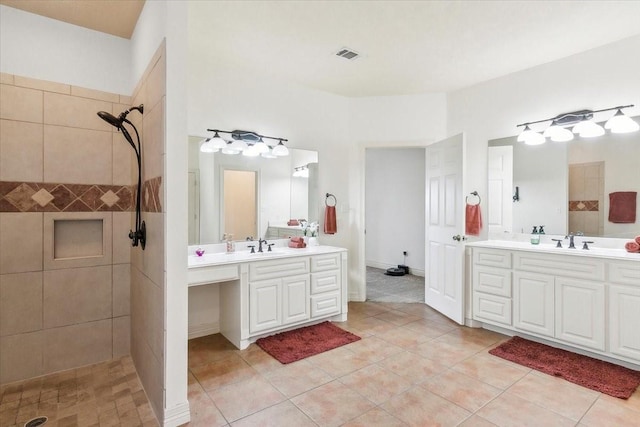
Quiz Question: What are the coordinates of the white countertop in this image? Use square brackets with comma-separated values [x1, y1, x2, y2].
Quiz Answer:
[188, 245, 346, 268]
[467, 240, 640, 261]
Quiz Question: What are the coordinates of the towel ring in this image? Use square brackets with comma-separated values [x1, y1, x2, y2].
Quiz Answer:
[466, 191, 481, 205]
[325, 193, 337, 207]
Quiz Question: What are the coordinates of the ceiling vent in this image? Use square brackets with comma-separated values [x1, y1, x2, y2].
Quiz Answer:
[335, 47, 360, 60]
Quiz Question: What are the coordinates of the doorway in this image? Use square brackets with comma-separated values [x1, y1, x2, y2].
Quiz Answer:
[364, 147, 426, 303]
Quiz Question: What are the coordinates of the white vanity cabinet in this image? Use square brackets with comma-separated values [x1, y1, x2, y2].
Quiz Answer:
[470, 243, 640, 366]
[191, 246, 348, 349]
[249, 258, 311, 334]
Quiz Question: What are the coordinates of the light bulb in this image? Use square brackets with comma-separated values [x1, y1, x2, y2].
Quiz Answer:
[574, 120, 604, 138]
[272, 141, 289, 156]
[605, 110, 640, 133]
[518, 125, 545, 145]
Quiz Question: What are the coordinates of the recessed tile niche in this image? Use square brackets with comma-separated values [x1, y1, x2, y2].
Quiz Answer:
[44, 212, 113, 269]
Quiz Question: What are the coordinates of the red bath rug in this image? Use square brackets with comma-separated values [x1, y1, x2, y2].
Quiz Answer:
[489, 336, 640, 399]
[256, 321, 361, 364]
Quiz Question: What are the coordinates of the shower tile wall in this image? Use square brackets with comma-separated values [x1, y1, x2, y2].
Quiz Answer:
[0, 74, 133, 384]
[568, 162, 605, 236]
[128, 41, 167, 422]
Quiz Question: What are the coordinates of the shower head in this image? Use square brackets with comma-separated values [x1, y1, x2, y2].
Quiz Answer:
[97, 111, 122, 129]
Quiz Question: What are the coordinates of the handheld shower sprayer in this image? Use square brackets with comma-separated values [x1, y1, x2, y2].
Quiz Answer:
[97, 105, 146, 249]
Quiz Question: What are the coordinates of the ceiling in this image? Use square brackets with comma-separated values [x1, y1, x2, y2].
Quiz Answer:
[0, 0, 144, 39]
[3, 1, 640, 97]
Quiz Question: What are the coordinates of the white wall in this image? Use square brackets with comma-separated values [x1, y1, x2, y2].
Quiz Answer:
[365, 148, 426, 275]
[448, 34, 640, 242]
[0, 5, 131, 94]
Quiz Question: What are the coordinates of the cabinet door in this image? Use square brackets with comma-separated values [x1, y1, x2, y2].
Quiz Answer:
[311, 291, 340, 318]
[249, 279, 281, 333]
[555, 278, 605, 351]
[609, 285, 640, 361]
[282, 274, 310, 325]
[513, 272, 554, 337]
[473, 292, 512, 326]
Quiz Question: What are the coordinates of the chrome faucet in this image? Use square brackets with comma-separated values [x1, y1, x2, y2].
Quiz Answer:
[258, 238, 267, 253]
[565, 233, 576, 249]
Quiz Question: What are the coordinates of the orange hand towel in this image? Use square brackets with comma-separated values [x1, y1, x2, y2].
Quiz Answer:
[324, 205, 337, 235]
[290, 236, 304, 243]
[609, 192, 637, 223]
[465, 203, 482, 236]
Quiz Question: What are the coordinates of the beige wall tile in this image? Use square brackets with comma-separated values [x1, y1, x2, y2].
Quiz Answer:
[0, 73, 14, 84]
[0, 331, 43, 384]
[113, 316, 130, 358]
[146, 52, 166, 111]
[130, 266, 163, 364]
[113, 264, 130, 317]
[0, 119, 44, 182]
[43, 92, 112, 131]
[113, 131, 134, 185]
[142, 212, 165, 288]
[119, 95, 132, 105]
[0, 272, 43, 336]
[130, 319, 163, 418]
[14, 76, 70, 95]
[71, 86, 119, 103]
[43, 126, 112, 184]
[113, 212, 133, 264]
[44, 319, 112, 373]
[0, 84, 43, 123]
[43, 212, 112, 270]
[43, 265, 112, 328]
[0, 213, 43, 274]
[142, 98, 165, 180]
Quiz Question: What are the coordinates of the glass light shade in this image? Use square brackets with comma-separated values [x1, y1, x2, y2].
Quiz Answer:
[543, 123, 574, 142]
[272, 141, 289, 156]
[605, 110, 640, 133]
[222, 142, 240, 155]
[229, 139, 248, 151]
[210, 136, 227, 149]
[242, 145, 260, 157]
[200, 138, 219, 153]
[261, 149, 277, 159]
[517, 125, 545, 145]
[254, 141, 270, 154]
[574, 120, 605, 138]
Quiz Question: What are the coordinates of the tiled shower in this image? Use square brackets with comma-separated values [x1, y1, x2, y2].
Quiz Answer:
[0, 42, 167, 419]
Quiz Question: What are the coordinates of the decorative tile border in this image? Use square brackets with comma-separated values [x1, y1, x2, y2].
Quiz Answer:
[0, 178, 162, 213]
[569, 200, 599, 212]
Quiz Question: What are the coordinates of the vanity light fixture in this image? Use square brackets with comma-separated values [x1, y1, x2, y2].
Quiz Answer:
[293, 165, 309, 178]
[517, 104, 638, 145]
[201, 129, 289, 157]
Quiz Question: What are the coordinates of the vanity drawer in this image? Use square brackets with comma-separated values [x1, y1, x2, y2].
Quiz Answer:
[514, 252, 605, 281]
[250, 258, 310, 281]
[311, 271, 340, 295]
[609, 261, 640, 286]
[188, 264, 239, 286]
[311, 253, 341, 272]
[311, 291, 341, 318]
[474, 266, 511, 297]
[473, 292, 512, 326]
[473, 248, 511, 269]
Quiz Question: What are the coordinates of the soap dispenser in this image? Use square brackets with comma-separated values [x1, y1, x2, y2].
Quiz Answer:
[226, 234, 235, 253]
[530, 226, 540, 245]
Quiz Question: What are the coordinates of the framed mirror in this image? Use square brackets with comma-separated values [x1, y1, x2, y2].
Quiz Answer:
[487, 117, 640, 238]
[188, 136, 319, 244]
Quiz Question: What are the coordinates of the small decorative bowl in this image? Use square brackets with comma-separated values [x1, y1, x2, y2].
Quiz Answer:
[195, 248, 205, 257]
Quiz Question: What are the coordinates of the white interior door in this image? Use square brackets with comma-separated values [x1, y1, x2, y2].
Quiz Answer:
[487, 145, 513, 234]
[425, 134, 465, 324]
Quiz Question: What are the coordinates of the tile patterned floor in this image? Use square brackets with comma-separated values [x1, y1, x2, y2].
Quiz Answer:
[2, 301, 639, 426]
[366, 267, 425, 303]
[184, 301, 640, 426]
[0, 356, 157, 427]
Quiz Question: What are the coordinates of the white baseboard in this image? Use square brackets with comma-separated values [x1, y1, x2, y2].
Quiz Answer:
[188, 321, 219, 339]
[366, 261, 425, 277]
[163, 401, 191, 427]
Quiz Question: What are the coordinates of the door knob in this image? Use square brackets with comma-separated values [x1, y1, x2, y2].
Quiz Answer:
[452, 235, 467, 241]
